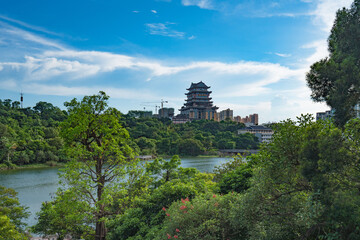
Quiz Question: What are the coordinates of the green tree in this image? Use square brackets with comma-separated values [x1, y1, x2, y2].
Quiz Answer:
[177, 138, 204, 156]
[0, 213, 27, 240]
[32, 190, 94, 240]
[159, 193, 246, 240]
[59, 91, 136, 240]
[107, 157, 216, 240]
[0, 186, 29, 237]
[232, 116, 360, 239]
[306, 0, 360, 126]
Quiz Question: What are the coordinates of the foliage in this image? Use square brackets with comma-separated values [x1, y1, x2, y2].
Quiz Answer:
[0, 186, 29, 231]
[0, 213, 27, 240]
[158, 193, 246, 240]
[31, 189, 94, 240]
[122, 117, 258, 156]
[0, 186, 28, 239]
[0, 98, 67, 168]
[216, 159, 254, 194]
[306, 1, 360, 126]
[232, 115, 360, 240]
[106, 156, 216, 240]
[54, 91, 141, 240]
[0, 96, 258, 168]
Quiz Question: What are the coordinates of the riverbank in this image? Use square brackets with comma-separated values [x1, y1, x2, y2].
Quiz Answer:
[0, 162, 66, 171]
[157, 154, 227, 159]
[0, 154, 233, 171]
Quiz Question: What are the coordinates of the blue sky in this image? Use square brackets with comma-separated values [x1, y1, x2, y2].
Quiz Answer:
[0, 0, 353, 122]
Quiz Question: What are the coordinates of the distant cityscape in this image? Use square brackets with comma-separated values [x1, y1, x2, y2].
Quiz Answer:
[128, 81, 273, 143]
[129, 81, 259, 126]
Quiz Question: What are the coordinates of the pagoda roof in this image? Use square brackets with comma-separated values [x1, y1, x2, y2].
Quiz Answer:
[180, 105, 219, 111]
[186, 81, 210, 90]
[185, 98, 212, 102]
[185, 90, 211, 95]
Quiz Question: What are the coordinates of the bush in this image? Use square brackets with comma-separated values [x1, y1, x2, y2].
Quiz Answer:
[158, 193, 247, 240]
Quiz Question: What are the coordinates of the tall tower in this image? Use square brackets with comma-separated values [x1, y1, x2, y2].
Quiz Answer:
[20, 92, 24, 109]
[179, 81, 218, 120]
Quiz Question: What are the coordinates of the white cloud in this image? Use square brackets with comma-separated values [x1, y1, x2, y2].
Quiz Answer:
[132, 10, 140, 13]
[301, 40, 328, 65]
[0, 80, 159, 101]
[188, 35, 196, 40]
[274, 52, 291, 57]
[181, 0, 213, 9]
[146, 23, 185, 38]
[151, 10, 158, 14]
[1, 46, 305, 100]
[310, 0, 353, 32]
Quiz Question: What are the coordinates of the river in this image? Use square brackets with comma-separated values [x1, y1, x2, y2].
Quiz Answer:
[0, 156, 231, 227]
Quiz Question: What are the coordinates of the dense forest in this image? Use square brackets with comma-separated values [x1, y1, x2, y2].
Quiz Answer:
[0, 99, 68, 169]
[123, 116, 258, 156]
[0, 98, 258, 169]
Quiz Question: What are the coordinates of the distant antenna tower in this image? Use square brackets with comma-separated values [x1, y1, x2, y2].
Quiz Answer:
[20, 92, 24, 108]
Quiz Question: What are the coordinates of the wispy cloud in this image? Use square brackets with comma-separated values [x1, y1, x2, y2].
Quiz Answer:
[151, 10, 158, 14]
[0, 22, 65, 50]
[146, 23, 185, 38]
[0, 15, 62, 37]
[274, 52, 291, 57]
[0, 80, 160, 101]
[180, 0, 304, 18]
[181, 0, 213, 9]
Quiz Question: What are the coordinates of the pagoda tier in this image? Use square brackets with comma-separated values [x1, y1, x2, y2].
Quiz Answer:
[184, 102, 214, 107]
[185, 90, 212, 95]
[185, 97, 212, 101]
[180, 105, 218, 110]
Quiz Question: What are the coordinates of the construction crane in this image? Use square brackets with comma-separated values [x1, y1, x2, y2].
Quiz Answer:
[160, 99, 168, 117]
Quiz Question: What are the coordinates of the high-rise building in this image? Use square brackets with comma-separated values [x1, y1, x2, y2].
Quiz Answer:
[249, 114, 259, 125]
[219, 108, 233, 121]
[158, 107, 174, 118]
[234, 116, 241, 123]
[179, 81, 218, 120]
[235, 113, 259, 125]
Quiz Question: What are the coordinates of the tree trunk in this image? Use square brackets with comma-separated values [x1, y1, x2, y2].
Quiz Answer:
[95, 158, 106, 240]
[95, 219, 106, 240]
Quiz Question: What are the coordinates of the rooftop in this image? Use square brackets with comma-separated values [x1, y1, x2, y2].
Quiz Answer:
[240, 125, 272, 131]
[187, 81, 210, 90]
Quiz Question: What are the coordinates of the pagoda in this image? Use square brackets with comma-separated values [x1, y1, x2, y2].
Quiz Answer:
[179, 81, 218, 120]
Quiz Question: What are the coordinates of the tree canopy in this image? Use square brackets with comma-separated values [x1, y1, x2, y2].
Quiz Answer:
[306, 0, 360, 126]
[0, 186, 28, 240]
[47, 91, 140, 240]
